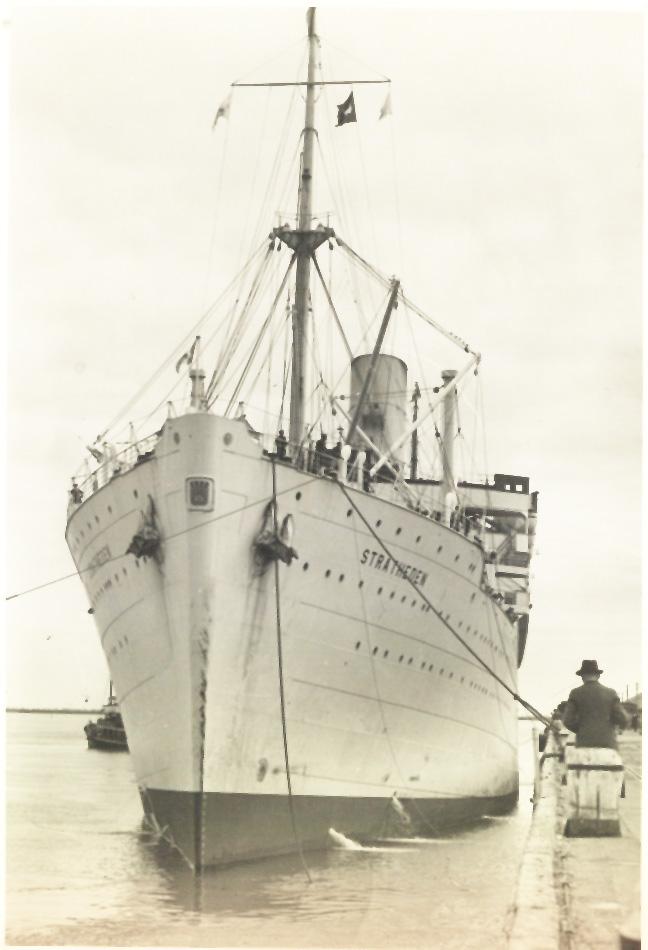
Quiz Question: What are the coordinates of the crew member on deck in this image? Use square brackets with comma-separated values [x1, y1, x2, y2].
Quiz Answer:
[70, 481, 84, 504]
[275, 429, 288, 460]
[314, 433, 329, 474]
[562, 659, 627, 749]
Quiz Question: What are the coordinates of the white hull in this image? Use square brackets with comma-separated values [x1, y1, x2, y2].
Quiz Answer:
[67, 413, 521, 868]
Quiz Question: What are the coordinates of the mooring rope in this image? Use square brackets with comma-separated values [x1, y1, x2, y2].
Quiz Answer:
[270, 460, 312, 883]
[337, 481, 551, 729]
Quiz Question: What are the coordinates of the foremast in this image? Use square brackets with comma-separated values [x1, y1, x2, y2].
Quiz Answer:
[274, 8, 333, 454]
[289, 8, 318, 451]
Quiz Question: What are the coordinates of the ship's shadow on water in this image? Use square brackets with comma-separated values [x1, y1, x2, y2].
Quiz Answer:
[135, 812, 519, 919]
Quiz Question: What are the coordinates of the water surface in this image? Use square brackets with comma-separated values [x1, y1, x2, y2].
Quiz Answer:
[6, 712, 536, 947]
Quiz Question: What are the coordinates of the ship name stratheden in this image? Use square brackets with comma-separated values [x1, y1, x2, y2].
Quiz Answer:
[360, 549, 428, 587]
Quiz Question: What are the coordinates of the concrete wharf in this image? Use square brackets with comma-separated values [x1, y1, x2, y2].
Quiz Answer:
[508, 732, 641, 950]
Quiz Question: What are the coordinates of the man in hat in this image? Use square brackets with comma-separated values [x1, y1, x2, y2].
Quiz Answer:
[562, 660, 627, 749]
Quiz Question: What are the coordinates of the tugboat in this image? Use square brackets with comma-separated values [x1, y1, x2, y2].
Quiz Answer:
[84, 682, 128, 751]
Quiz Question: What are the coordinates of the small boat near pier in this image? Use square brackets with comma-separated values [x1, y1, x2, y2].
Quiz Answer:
[84, 683, 128, 751]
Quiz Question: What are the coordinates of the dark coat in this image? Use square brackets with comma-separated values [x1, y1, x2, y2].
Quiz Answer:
[562, 680, 627, 749]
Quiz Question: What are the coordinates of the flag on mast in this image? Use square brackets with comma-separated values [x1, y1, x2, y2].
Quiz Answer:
[212, 93, 231, 129]
[336, 91, 357, 126]
[379, 91, 392, 120]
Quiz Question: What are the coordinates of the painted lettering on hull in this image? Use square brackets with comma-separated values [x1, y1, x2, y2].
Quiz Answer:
[360, 548, 428, 587]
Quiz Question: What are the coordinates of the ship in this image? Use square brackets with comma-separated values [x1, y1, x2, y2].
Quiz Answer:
[65, 8, 537, 870]
[84, 682, 128, 751]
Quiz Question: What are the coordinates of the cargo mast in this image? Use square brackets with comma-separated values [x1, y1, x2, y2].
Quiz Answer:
[288, 7, 318, 452]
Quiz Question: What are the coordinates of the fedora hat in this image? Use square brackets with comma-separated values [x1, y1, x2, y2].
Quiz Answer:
[576, 659, 603, 676]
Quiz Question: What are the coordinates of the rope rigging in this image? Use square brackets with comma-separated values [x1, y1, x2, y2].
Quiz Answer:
[207, 245, 276, 404]
[270, 460, 312, 883]
[223, 254, 297, 415]
[97, 240, 269, 444]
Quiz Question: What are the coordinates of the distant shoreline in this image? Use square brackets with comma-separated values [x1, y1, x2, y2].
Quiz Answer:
[6, 708, 101, 715]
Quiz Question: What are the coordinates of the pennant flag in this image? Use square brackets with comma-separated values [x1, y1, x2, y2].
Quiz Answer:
[212, 93, 231, 130]
[379, 92, 392, 120]
[175, 336, 199, 373]
[336, 91, 357, 127]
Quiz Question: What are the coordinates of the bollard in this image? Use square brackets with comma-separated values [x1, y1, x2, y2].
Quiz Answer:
[563, 746, 624, 836]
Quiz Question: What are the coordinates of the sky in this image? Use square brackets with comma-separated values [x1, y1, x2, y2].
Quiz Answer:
[4, 5, 643, 714]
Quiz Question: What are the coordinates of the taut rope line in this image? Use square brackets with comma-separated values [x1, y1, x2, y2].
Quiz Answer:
[270, 460, 312, 883]
[337, 481, 551, 729]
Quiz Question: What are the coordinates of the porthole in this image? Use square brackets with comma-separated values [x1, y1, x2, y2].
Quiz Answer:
[346, 509, 352, 518]
[122, 568, 127, 576]
[355, 641, 361, 650]
[440, 668, 444, 675]
[389, 591, 395, 599]
[395, 527, 401, 536]
[376, 519, 382, 527]
[377, 587, 383, 595]
[358, 580, 364, 589]
[416, 535, 421, 543]
[411, 599, 416, 607]
[401, 595, 406, 603]
[87, 522, 91, 530]
[108, 506, 113, 514]
[295, 491, 302, 501]
[383, 649, 389, 658]
[437, 545, 443, 554]
[420, 661, 426, 669]
[303, 562, 309, 571]
[428, 664, 434, 672]
[223, 433, 233, 445]
[133, 489, 139, 499]
[372, 646, 378, 656]
[338, 574, 345, 582]
[407, 657, 413, 665]
[454, 554, 460, 562]
[325, 569, 331, 578]
[470, 593, 476, 602]
[95, 516, 100, 524]
[80, 530, 85, 538]
[449, 672, 454, 678]
[398, 655, 404, 663]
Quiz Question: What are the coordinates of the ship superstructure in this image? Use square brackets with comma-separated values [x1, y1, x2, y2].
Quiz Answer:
[65, 8, 537, 870]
